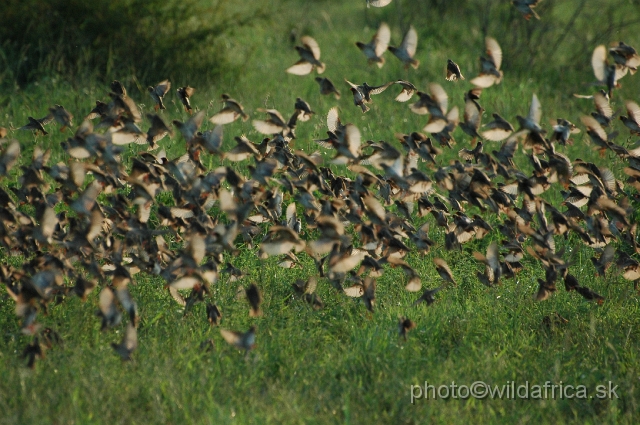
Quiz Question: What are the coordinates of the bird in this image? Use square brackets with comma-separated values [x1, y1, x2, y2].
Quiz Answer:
[398, 317, 416, 340]
[388, 25, 419, 69]
[609, 41, 640, 74]
[48, 105, 73, 132]
[345, 80, 393, 113]
[367, 0, 392, 7]
[286, 36, 325, 75]
[392, 80, 417, 102]
[512, 0, 541, 20]
[482, 113, 514, 141]
[19, 116, 52, 135]
[413, 287, 442, 306]
[591, 45, 625, 98]
[434, 258, 456, 285]
[246, 283, 263, 317]
[206, 303, 222, 326]
[315, 77, 341, 99]
[356, 22, 390, 68]
[471, 37, 503, 88]
[110, 80, 127, 97]
[220, 326, 256, 355]
[620, 100, 640, 135]
[148, 80, 171, 111]
[446, 59, 464, 81]
[209, 94, 249, 125]
[111, 322, 137, 361]
[177, 86, 195, 113]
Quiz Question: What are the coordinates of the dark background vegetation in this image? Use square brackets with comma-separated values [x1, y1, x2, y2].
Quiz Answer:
[1, 0, 638, 88]
[0, 0, 268, 87]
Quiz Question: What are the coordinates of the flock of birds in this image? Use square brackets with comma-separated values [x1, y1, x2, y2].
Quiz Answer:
[2, 1, 640, 366]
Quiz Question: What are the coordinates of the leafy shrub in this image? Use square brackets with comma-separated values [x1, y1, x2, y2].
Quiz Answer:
[0, 0, 267, 86]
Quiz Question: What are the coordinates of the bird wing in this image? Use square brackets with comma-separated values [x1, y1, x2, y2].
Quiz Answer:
[592, 45, 607, 82]
[301, 36, 321, 60]
[374, 22, 391, 57]
[401, 26, 418, 58]
[368, 81, 393, 96]
[485, 37, 502, 70]
[429, 83, 448, 114]
[286, 60, 314, 75]
[529, 94, 542, 124]
[625, 100, 640, 124]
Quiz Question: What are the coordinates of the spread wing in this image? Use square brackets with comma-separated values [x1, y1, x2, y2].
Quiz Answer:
[401, 26, 418, 58]
[286, 60, 314, 75]
[301, 36, 321, 60]
[485, 37, 502, 70]
[591, 45, 607, 82]
[374, 23, 391, 57]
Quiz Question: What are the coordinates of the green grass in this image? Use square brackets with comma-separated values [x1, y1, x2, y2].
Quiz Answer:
[1, 0, 640, 423]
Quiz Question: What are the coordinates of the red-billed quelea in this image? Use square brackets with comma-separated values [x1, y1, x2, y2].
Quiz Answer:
[209, 94, 249, 125]
[177, 86, 195, 114]
[345, 80, 394, 113]
[388, 25, 419, 69]
[446, 59, 464, 81]
[512, 0, 541, 20]
[148, 80, 171, 111]
[356, 22, 390, 68]
[287, 36, 325, 75]
[471, 37, 503, 88]
[315, 77, 341, 99]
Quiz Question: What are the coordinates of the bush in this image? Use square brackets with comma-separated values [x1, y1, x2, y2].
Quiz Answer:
[0, 0, 267, 87]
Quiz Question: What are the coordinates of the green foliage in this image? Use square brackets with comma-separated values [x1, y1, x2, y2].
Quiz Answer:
[0, 0, 266, 87]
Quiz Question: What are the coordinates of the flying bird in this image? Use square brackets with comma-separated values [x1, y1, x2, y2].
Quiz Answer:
[287, 36, 326, 75]
[356, 22, 390, 68]
[388, 25, 419, 69]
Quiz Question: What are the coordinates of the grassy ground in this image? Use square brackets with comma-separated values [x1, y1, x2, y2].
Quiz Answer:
[1, 0, 640, 423]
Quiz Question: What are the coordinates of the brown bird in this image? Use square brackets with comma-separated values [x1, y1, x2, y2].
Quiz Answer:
[446, 59, 464, 81]
[48, 105, 73, 132]
[482, 113, 514, 141]
[206, 303, 222, 326]
[398, 316, 416, 340]
[413, 286, 442, 306]
[356, 22, 390, 68]
[148, 80, 171, 111]
[220, 326, 256, 354]
[287, 36, 325, 75]
[434, 258, 456, 286]
[345, 80, 393, 113]
[609, 41, 640, 74]
[246, 283, 263, 317]
[19, 116, 51, 135]
[362, 277, 376, 313]
[209, 94, 249, 125]
[110, 80, 127, 97]
[471, 37, 503, 88]
[146, 114, 173, 148]
[177, 86, 195, 113]
[315, 77, 341, 99]
[393, 80, 417, 102]
[111, 322, 137, 361]
[620, 100, 640, 135]
[367, 0, 392, 7]
[512, 0, 541, 20]
[388, 26, 419, 69]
